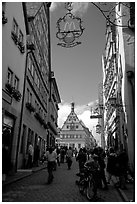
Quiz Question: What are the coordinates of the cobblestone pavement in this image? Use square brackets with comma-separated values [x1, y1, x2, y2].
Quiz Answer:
[2, 158, 123, 202]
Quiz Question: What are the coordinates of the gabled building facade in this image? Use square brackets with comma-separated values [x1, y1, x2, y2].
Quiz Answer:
[59, 103, 94, 150]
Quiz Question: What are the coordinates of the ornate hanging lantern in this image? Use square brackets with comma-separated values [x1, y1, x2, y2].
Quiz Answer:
[56, 2, 85, 48]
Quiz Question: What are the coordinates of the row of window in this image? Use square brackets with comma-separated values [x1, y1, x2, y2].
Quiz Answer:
[66, 125, 79, 129]
[11, 18, 25, 53]
[60, 135, 83, 139]
[29, 32, 49, 87]
[69, 118, 76, 121]
[7, 67, 19, 90]
[27, 55, 48, 106]
[32, 6, 49, 73]
[26, 88, 47, 121]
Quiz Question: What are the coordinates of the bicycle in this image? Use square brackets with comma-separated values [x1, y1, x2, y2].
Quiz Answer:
[76, 165, 98, 201]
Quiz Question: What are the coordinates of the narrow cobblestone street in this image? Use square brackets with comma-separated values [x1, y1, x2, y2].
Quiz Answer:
[2, 158, 123, 202]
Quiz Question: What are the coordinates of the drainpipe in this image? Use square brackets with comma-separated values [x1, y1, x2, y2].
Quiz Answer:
[45, 3, 52, 148]
[15, 50, 31, 171]
[15, 3, 30, 171]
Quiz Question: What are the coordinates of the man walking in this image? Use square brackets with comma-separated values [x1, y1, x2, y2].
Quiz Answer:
[46, 147, 57, 184]
[66, 147, 73, 170]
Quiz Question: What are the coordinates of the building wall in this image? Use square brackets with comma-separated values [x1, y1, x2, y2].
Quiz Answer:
[102, 22, 118, 151]
[17, 3, 50, 168]
[60, 130, 87, 150]
[116, 3, 135, 172]
[47, 78, 61, 147]
[2, 2, 27, 170]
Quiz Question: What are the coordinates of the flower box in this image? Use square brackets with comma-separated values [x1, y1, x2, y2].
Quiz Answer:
[26, 102, 35, 112]
[18, 41, 25, 54]
[27, 43, 35, 51]
[5, 83, 14, 95]
[34, 112, 44, 124]
[12, 88, 22, 102]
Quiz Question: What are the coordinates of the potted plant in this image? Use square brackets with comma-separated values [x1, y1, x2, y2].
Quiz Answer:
[5, 83, 14, 95]
[27, 42, 35, 51]
[12, 88, 22, 102]
[18, 41, 25, 54]
[26, 102, 35, 112]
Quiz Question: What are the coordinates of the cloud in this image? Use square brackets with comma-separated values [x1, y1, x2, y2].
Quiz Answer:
[50, 2, 90, 16]
[50, 2, 62, 12]
[58, 102, 71, 128]
[71, 2, 89, 16]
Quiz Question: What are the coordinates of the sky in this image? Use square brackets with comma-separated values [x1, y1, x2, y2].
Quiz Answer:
[50, 2, 106, 140]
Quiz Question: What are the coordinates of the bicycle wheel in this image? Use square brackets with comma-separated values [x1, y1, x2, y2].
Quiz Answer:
[86, 179, 96, 200]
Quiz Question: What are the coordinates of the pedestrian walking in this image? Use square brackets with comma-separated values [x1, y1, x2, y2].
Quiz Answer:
[98, 147, 108, 190]
[2, 128, 12, 181]
[56, 146, 61, 166]
[74, 148, 78, 158]
[84, 153, 101, 197]
[60, 147, 65, 163]
[106, 147, 117, 183]
[76, 148, 87, 173]
[117, 145, 128, 189]
[66, 147, 73, 170]
[34, 145, 40, 167]
[46, 147, 57, 184]
[27, 142, 34, 169]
